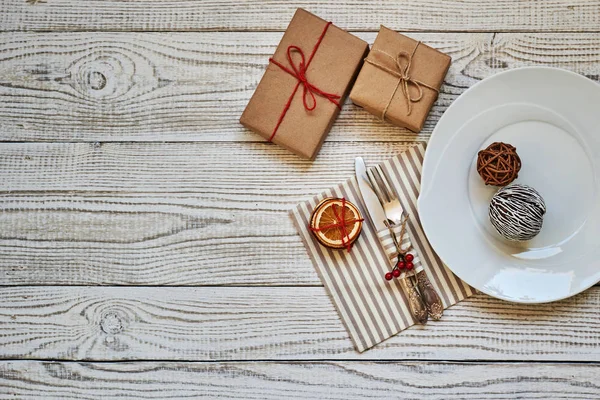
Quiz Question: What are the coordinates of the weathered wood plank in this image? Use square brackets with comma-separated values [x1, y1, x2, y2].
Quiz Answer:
[0, 141, 413, 192]
[1, 141, 600, 287]
[3, 192, 600, 287]
[0, 193, 317, 285]
[1, 32, 599, 142]
[0, 141, 415, 285]
[2, 0, 600, 32]
[0, 286, 598, 361]
[0, 360, 598, 399]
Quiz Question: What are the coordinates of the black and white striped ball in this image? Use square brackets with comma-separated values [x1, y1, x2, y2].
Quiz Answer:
[489, 184, 546, 241]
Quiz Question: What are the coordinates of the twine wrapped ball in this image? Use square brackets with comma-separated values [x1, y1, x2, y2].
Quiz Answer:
[489, 184, 546, 241]
[477, 142, 521, 186]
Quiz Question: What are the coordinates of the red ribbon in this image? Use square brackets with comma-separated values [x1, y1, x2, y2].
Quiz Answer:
[310, 198, 364, 252]
[267, 21, 341, 141]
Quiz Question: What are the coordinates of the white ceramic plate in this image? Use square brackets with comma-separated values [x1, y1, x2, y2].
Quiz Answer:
[418, 67, 600, 303]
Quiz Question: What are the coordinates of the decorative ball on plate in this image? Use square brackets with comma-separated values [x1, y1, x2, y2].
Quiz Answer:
[310, 198, 363, 251]
[489, 184, 546, 241]
[477, 142, 522, 186]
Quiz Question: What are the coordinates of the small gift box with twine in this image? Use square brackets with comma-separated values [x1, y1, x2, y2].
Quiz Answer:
[350, 26, 451, 132]
[240, 8, 369, 159]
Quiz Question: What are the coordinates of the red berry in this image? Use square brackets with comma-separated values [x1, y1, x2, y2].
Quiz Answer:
[405, 254, 414, 262]
[385, 272, 393, 281]
[406, 261, 414, 270]
[392, 269, 401, 277]
[397, 261, 406, 269]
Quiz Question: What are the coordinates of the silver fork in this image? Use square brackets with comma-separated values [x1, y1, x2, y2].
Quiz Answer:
[367, 165, 444, 321]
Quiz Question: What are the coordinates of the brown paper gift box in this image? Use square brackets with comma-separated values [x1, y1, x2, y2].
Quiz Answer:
[240, 8, 369, 159]
[349, 26, 451, 132]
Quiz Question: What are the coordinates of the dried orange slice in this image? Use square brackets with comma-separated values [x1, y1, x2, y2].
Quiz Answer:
[310, 198, 363, 250]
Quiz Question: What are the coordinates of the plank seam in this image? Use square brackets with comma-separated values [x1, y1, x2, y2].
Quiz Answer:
[0, 358, 598, 364]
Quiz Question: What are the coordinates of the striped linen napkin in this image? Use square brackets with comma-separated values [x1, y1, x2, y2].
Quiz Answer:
[289, 143, 474, 352]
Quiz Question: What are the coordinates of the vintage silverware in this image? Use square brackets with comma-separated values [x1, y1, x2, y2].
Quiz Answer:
[399, 274, 429, 324]
[355, 157, 428, 324]
[361, 159, 444, 321]
[416, 270, 444, 320]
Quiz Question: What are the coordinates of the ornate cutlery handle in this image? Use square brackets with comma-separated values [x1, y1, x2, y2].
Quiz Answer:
[416, 271, 443, 320]
[400, 277, 428, 324]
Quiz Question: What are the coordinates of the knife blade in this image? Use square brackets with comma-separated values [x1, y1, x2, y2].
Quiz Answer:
[355, 157, 387, 231]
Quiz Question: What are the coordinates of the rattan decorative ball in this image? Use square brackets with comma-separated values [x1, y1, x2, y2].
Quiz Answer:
[477, 142, 521, 186]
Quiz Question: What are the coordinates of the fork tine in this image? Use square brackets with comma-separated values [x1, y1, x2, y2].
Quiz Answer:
[366, 168, 386, 205]
[374, 165, 396, 202]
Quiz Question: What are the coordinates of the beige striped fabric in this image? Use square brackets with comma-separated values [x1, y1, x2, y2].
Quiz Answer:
[289, 143, 474, 352]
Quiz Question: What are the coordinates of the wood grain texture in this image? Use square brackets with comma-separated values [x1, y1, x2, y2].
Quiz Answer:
[0, 192, 317, 285]
[1, 0, 599, 394]
[0, 141, 418, 285]
[1, 32, 600, 142]
[2, 141, 600, 287]
[0, 141, 411, 192]
[0, 360, 599, 400]
[0, 286, 598, 361]
[2, 0, 600, 32]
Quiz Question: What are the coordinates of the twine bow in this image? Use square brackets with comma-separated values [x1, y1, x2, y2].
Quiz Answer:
[364, 42, 439, 120]
[267, 21, 341, 141]
[310, 198, 363, 252]
[385, 215, 412, 257]
[270, 46, 341, 112]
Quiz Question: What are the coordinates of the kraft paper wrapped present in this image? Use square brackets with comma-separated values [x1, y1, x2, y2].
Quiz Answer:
[350, 26, 451, 132]
[240, 8, 369, 159]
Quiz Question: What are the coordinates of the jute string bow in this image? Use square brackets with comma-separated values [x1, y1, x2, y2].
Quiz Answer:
[364, 42, 439, 120]
[385, 215, 412, 257]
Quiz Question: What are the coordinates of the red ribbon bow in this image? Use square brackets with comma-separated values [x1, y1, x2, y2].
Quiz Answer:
[267, 21, 341, 141]
[310, 198, 363, 252]
[270, 46, 341, 111]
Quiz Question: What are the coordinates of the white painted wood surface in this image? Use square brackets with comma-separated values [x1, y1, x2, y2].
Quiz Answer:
[0, 286, 598, 361]
[1, 32, 600, 142]
[0, 361, 598, 400]
[1, 0, 599, 398]
[1, 0, 599, 32]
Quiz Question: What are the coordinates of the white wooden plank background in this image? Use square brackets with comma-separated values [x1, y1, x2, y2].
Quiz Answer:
[1, 0, 599, 32]
[1, 32, 600, 142]
[0, 361, 598, 400]
[1, 1, 599, 398]
[0, 286, 598, 361]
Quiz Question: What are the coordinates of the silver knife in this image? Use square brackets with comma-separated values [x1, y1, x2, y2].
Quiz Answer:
[355, 157, 387, 232]
[355, 157, 428, 324]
